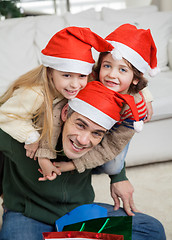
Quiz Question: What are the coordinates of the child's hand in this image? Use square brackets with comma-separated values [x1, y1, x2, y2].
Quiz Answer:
[53, 161, 76, 172]
[24, 141, 39, 160]
[144, 101, 153, 123]
[38, 169, 60, 181]
[38, 157, 61, 181]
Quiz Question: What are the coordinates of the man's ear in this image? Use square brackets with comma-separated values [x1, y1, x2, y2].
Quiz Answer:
[61, 103, 69, 122]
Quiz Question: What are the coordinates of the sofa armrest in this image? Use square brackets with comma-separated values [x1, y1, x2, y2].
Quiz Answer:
[168, 37, 172, 69]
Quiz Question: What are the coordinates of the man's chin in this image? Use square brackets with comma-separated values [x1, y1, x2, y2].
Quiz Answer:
[63, 149, 89, 159]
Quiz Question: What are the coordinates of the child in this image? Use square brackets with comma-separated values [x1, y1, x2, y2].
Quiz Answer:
[37, 24, 159, 181]
[86, 23, 158, 175]
[0, 26, 114, 190]
[91, 23, 158, 175]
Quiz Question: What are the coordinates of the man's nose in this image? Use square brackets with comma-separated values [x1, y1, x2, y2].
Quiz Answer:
[77, 132, 91, 146]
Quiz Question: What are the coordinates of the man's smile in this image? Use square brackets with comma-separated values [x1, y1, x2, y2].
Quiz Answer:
[70, 139, 87, 152]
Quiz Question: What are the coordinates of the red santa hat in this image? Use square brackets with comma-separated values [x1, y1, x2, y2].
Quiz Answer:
[43, 231, 123, 240]
[41, 26, 113, 75]
[105, 24, 160, 76]
[69, 81, 143, 132]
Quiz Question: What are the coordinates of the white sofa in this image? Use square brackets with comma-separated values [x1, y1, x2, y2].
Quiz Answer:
[0, 4, 172, 166]
[0, 5, 172, 239]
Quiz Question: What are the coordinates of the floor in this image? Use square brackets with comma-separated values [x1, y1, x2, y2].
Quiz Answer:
[0, 161, 172, 239]
[93, 161, 172, 240]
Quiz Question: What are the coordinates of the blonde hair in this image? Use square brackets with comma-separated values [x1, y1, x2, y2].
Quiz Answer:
[0, 65, 59, 147]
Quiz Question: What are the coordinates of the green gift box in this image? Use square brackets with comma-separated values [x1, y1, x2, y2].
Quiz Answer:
[63, 216, 132, 240]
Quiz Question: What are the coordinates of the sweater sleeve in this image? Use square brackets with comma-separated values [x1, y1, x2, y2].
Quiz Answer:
[35, 98, 67, 159]
[141, 86, 153, 103]
[0, 87, 44, 143]
[73, 124, 135, 173]
[109, 163, 128, 184]
[120, 92, 147, 128]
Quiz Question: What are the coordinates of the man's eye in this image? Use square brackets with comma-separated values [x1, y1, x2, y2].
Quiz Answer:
[92, 132, 103, 138]
[76, 123, 85, 129]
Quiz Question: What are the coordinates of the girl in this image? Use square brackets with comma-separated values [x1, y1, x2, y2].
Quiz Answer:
[37, 24, 159, 180]
[0, 26, 113, 188]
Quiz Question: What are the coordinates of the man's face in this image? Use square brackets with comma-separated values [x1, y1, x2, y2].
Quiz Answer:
[61, 105, 107, 159]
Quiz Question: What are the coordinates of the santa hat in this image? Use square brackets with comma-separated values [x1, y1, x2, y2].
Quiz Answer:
[105, 24, 160, 76]
[43, 231, 123, 240]
[41, 26, 113, 75]
[69, 81, 143, 132]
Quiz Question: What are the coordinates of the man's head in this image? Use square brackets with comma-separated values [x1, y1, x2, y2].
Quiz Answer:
[60, 81, 141, 159]
[61, 105, 107, 159]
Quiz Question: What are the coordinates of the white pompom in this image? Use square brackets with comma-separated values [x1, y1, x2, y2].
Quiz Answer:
[111, 49, 122, 60]
[149, 67, 161, 77]
[134, 120, 144, 133]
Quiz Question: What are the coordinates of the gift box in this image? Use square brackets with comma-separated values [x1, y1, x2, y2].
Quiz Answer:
[43, 231, 124, 240]
[55, 204, 132, 240]
[62, 216, 132, 240]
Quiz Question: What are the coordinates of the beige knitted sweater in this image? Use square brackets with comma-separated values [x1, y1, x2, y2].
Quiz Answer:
[35, 91, 148, 173]
[0, 86, 64, 144]
[35, 98, 67, 159]
[0, 87, 44, 144]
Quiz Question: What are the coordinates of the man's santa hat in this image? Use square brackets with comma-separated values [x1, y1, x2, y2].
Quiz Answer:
[41, 26, 113, 75]
[69, 81, 143, 132]
[105, 24, 160, 76]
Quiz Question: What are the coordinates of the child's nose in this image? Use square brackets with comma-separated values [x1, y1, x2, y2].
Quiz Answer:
[109, 69, 118, 78]
[70, 78, 80, 88]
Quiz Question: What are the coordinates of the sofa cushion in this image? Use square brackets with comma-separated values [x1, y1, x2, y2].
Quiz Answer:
[64, 7, 101, 21]
[101, 5, 158, 23]
[0, 17, 38, 95]
[137, 11, 172, 71]
[34, 15, 66, 64]
[148, 71, 172, 121]
[64, 13, 115, 38]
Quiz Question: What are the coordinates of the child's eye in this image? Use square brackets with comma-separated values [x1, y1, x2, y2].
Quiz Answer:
[103, 64, 111, 68]
[63, 74, 71, 78]
[79, 74, 87, 78]
[120, 68, 127, 73]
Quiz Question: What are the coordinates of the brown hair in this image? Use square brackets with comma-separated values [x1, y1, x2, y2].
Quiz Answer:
[92, 52, 147, 94]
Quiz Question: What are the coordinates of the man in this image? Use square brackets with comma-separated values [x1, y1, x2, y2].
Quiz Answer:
[0, 82, 166, 240]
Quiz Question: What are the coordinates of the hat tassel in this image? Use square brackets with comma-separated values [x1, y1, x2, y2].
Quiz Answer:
[134, 120, 144, 133]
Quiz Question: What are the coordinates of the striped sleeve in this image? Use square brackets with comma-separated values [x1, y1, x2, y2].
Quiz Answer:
[115, 92, 147, 130]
